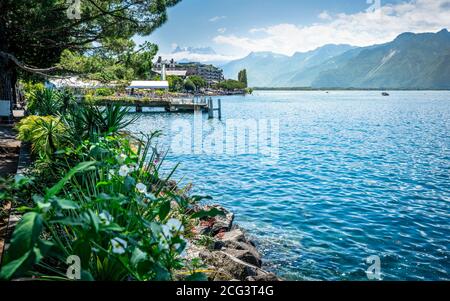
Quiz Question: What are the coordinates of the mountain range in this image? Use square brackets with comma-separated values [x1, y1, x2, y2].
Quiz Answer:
[222, 29, 450, 89]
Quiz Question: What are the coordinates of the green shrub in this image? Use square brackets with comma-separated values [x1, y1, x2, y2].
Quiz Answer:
[217, 79, 246, 91]
[154, 90, 165, 97]
[62, 104, 138, 143]
[184, 79, 196, 92]
[0, 176, 34, 219]
[27, 88, 61, 116]
[4, 84, 225, 281]
[26, 87, 76, 116]
[0, 133, 220, 281]
[16, 116, 68, 159]
[95, 88, 115, 97]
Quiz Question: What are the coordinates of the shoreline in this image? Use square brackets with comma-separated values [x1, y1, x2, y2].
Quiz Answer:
[1, 134, 279, 281]
[187, 204, 280, 281]
[252, 87, 450, 91]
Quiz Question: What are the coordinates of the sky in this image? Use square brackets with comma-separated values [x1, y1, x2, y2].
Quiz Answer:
[135, 0, 450, 63]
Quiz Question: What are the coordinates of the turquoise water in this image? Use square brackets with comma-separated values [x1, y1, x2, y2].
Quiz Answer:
[127, 91, 450, 280]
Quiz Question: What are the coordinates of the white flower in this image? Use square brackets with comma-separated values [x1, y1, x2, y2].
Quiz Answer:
[136, 183, 147, 194]
[162, 225, 172, 239]
[99, 211, 113, 225]
[111, 238, 127, 255]
[108, 169, 115, 180]
[166, 218, 183, 232]
[117, 153, 127, 164]
[160, 219, 184, 241]
[118, 165, 130, 177]
[129, 164, 138, 173]
[180, 240, 189, 258]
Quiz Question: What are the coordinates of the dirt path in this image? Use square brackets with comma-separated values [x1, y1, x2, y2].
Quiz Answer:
[0, 124, 20, 177]
[0, 121, 21, 264]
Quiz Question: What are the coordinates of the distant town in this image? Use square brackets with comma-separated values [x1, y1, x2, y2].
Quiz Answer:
[154, 57, 225, 85]
[152, 56, 251, 95]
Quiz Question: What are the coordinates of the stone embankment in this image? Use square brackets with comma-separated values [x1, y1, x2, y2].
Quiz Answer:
[187, 205, 280, 281]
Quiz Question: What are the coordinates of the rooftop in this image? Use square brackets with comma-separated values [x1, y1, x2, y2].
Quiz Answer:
[127, 80, 169, 89]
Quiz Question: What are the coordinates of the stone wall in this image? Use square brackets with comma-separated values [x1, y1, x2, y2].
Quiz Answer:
[186, 205, 280, 281]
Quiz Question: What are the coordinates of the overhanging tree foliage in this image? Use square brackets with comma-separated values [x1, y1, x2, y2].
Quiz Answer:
[0, 0, 181, 110]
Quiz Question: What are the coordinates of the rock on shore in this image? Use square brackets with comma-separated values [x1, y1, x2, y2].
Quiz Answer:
[187, 205, 280, 281]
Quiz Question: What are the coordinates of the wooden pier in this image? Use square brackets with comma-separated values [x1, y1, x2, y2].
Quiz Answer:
[91, 96, 222, 118]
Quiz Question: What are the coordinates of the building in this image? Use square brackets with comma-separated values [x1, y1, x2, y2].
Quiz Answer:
[180, 62, 225, 85]
[153, 70, 187, 77]
[127, 80, 169, 90]
[154, 57, 177, 70]
[153, 57, 224, 85]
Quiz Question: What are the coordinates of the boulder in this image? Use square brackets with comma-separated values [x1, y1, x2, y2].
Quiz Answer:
[223, 248, 262, 267]
[210, 206, 234, 235]
[186, 204, 281, 281]
[194, 205, 234, 236]
[245, 272, 280, 281]
[216, 228, 246, 243]
[201, 251, 257, 280]
[213, 229, 262, 267]
[210, 268, 234, 281]
[200, 250, 277, 281]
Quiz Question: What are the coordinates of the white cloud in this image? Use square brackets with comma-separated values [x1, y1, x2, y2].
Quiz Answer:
[213, 0, 450, 56]
[209, 16, 227, 22]
[218, 27, 227, 34]
[158, 50, 238, 63]
[318, 11, 331, 20]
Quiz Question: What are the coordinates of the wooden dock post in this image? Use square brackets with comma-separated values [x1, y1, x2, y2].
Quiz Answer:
[136, 104, 142, 113]
[208, 97, 214, 119]
[218, 99, 222, 120]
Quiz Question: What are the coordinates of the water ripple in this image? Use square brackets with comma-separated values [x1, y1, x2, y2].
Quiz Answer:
[128, 91, 450, 280]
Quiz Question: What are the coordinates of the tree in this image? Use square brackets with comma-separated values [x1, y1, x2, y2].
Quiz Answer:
[217, 79, 245, 91]
[0, 0, 181, 113]
[59, 41, 159, 82]
[167, 75, 184, 92]
[188, 75, 207, 90]
[238, 69, 248, 88]
[184, 79, 196, 92]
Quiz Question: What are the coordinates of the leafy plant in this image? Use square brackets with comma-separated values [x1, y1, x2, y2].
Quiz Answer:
[95, 88, 115, 97]
[0, 132, 218, 281]
[7, 83, 227, 282]
[16, 116, 68, 159]
[62, 104, 138, 143]
[27, 88, 61, 116]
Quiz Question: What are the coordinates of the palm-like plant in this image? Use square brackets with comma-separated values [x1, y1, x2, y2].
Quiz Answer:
[17, 116, 68, 159]
[63, 104, 139, 143]
[31, 117, 68, 158]
[27, 88, 62, 116]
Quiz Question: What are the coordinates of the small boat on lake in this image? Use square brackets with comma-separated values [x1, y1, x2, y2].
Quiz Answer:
[382, 92, 390, 96]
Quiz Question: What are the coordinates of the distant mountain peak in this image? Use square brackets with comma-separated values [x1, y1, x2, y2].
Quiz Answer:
[248, 51, 286, 58]
[312, 29, 450, 89]
[394, 31, 416, 41]
[394, 28, 450, 42]
[222, 29, 450, 89]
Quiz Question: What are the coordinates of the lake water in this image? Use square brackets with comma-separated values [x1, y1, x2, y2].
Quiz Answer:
[127, 91, 450, 280]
